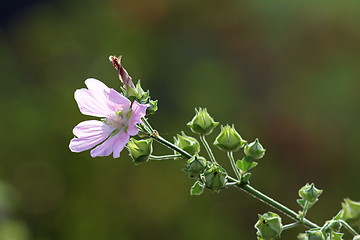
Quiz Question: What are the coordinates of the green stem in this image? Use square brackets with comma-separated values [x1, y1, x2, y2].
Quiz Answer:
[151, 134, 193, 159]
[340, 220, 359, 236]
[227, 151, 241, 181]
[199, 134, 217, 163]
[149, 154, 182, 160]
[283, 222, 301, 230]
[141, 119, 319, 230]
[237, 184, 319, 229]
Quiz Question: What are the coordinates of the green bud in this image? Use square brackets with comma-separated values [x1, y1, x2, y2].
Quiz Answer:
[298, 183, 323, 203]
[125, 80, 150, 103]
[184, 156, 207, 178]
[255, 212, 283, 240]
[341, 198, 360, 227]
[306, 229, 325, 240]
[204, 164, 227, 192]
[244, 138, 266, 159]
[187, 108, 219, 135]
[175, 132, 200, 155]
[127, 138, 153, 164]
[213, 124, 246, 152]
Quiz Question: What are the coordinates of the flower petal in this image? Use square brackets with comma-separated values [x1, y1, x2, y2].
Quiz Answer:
[107, 88, 131, 112]
[74, 79, 113, 117]
[90, 131, 130, 158]
[69, 120, 113, 152]
[127, 101, 149, 136]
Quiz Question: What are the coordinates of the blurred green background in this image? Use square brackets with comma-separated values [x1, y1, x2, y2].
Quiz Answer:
[1, 0, 360, 239]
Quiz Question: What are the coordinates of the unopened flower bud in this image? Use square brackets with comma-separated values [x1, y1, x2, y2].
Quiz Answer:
[306, 229, 325, 240]
[204, 164, 227, 191]
[184, 156, 207, 178]
[175, 132, 200, 155]
[298, 183, 323, 203]
[187, 108, 219, 135]
[127, 138, 153, 164]
[255, 212, 283, 240]
[244, 138, 265, 159]
[341, 198, 360, 227]
[213, 124, 246, 152]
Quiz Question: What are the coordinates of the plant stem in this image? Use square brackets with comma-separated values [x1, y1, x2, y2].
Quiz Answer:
[151, 133, 193, 159]
[283, 222, 301, 230]
[141, 119, 319, 230]
[149, 154, 182, 160]
[340, 220, 359, 236]
[199, 134, 217, 163]
[227, 151, 242, 181]
[236, 184, 319, 229]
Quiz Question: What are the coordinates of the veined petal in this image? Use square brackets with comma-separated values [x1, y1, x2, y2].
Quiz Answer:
[90, 131, 130, 158]
[72, 120, 113, 137]
[75, 88, 113, 117]
[69, 120, 113, 152]
[107, 88, 131, 112]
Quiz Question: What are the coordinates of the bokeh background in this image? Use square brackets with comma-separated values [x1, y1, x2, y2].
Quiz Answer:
[1, 0, 360, 239]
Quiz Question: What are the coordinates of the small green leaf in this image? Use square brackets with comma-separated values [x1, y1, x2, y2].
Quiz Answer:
[236, 157, 258, 172]
[241, 172, 252, 184]
[190, 181, 204, 196]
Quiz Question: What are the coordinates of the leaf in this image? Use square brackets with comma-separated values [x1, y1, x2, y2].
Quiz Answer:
[241, 172, 252, 184]
[190, 181, 204, 196]
[236, 158, 258, 172]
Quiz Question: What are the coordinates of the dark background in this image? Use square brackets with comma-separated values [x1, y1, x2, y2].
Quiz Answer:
[1, 0, 360, 239]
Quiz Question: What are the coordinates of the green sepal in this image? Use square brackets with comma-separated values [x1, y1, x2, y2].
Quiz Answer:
[298, 183, 323, 203]
[297, 198, 318, 209]
[175, 132, 200, 156]
[236, 157, 258, 172]
[147, 100, 158, 115]
[329, 232, 343, 240]
[306, 229, 325, 240]
[184, 156, 207, 178]
[124, 80, 150, 103]
[244, 138, 266, 159]
[187, 108, 219, 135]
[255, 212, 283, 240]
[213, 124, 246, 152]
[127, 138, 153, 164]
[190, 181, 204, 196]
[204, 164, 228, 192]
[341, 198, 360, 227]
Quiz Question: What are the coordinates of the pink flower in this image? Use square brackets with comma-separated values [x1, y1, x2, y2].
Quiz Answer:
[69, 78, 149, 158]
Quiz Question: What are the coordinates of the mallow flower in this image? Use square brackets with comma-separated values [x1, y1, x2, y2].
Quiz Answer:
[69, 78, 149, 158]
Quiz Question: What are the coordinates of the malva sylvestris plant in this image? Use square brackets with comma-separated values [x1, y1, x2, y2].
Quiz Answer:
[69, 56, 360, 240]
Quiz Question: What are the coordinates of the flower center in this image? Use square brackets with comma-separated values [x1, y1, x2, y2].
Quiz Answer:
[105, 110, 131, 131]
